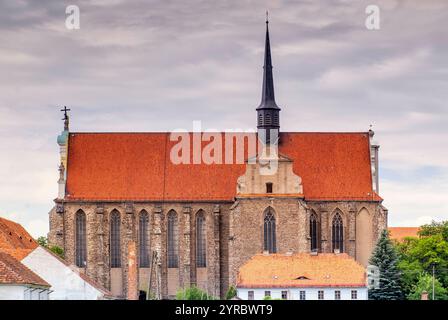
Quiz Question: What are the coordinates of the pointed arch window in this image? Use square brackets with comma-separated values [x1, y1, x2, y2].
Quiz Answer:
[263, 208, 276, 253]
[167, 210, 179, 268]
[139, 211, 150, 267]
[75, 210, 87, 268]
[310, 211, 320, 252]
[110, 210, 121, 268]
[332, 213, 344, 253]
[196, 211, 206, 268]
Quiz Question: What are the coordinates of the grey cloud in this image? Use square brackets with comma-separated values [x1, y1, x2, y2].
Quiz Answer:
[0, 0, 447, 236]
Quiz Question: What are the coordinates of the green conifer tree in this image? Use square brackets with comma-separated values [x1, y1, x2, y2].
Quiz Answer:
[368, 229, 403, 300]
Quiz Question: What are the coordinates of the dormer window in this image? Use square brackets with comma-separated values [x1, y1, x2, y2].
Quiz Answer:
[266, 182, 273, 193]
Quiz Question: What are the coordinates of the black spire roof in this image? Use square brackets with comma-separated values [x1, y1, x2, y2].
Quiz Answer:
[257, 16, 280, 111]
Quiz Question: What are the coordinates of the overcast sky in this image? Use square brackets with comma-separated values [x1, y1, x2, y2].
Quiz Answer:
[0, 0, 447, 237]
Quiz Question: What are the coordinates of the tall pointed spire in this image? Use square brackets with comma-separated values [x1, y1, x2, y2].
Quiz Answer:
[257, 12, 280, 144]
[257, 11, 280, 111]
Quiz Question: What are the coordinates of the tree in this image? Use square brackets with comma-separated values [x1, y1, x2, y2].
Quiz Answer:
[419, 221, 448, 241]
[397, 233, 448, 289]
[175, 286, 216, 300]
[37, 236, 48, 247]
[225, 285, 237, 300]
[368, 229, 403, 300]
[407, 273, 448, 300]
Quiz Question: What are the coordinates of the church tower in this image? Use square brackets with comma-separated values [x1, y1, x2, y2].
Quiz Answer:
[257, 15, 281, 144]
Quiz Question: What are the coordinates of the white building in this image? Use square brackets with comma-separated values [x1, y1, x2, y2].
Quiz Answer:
[0, 251, 51, 300]
[0, 216, 111, 300]
[22, 246, 112, 300]
[236, 252, 368, 300]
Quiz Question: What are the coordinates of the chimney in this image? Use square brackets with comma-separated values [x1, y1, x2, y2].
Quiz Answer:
[421, 291, 429, 300]
[127, 241, 138, 300]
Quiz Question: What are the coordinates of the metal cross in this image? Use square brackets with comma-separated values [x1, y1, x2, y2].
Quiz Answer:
[60, 106, 71, 120]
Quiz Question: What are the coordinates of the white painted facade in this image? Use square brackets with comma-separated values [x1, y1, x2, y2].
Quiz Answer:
[21, 246, 108, 300]
[237, 287, 368, 300]
[0, 284, 50, 300]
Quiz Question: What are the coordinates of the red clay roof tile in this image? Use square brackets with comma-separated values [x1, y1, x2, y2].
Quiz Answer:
[0, 252, 50, 287]
[65, 132, 380, 202]
[237, 253, 366, 288]
[0, 217, 38, 252]
[388, 227, 420, 242]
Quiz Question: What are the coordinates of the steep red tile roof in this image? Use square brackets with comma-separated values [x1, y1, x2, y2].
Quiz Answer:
[0, 252, 50, 287]
[237, 253, 366, 288]
[388, 227, 420, 242]
[0, 217, 38, 253]
[65, 132, 380, 202]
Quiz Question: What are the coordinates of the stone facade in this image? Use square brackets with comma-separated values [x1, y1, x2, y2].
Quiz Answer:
[48, 155, 388, 299]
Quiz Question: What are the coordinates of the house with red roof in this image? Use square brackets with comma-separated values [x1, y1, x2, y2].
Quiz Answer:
[236, 252, 368, 300]
[0, 251, 51, 300]
[0, 217, 112, 300]
[48, 19, 388, 299]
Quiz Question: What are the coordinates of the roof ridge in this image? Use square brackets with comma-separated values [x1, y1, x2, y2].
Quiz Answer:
[0, 251, 50, 287]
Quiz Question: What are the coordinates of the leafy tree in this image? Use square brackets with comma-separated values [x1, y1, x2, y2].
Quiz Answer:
[176, 286, 216, 300]
[398, 234, 448, 289]
[368, 229, 403, 300]
[225, 285, 237, 300]
[419, 221, 448, 241]
[37, 236, 48, 247]
[407, 273, 448, 300]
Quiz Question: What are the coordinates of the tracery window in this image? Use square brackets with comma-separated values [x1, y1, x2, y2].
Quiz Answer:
[263, 208, 276, 253]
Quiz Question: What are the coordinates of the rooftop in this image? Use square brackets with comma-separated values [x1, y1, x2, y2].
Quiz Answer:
[237, 253, 367, 288]
[388, 227, 420, 242]
[65, 132, 381, 202]
[0, 251, 50, 287]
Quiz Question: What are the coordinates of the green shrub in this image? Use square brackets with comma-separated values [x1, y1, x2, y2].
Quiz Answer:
[225, 285, 237, 300]
[176, 286, 216, 300]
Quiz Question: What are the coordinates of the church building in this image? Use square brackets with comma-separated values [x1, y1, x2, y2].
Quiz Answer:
[48, 19, 388, 299]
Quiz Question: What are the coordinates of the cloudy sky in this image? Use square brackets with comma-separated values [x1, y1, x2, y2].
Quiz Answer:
[0, 0, 447, 237]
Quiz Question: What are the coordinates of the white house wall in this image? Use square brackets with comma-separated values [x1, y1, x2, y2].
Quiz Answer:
[0, 285, 49, 300]
[237, 287, 368, 300]
[21, 246, 105, 300]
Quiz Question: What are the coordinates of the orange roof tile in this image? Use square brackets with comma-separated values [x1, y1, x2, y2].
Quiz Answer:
[65, 132, 380, 202]
[0, 217, 38, 252]
[0, 252, 50, 287]
[237, 253, 366, 288]
[388, 227, 420, 242]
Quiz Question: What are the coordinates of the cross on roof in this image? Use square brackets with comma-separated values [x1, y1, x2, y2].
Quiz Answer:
[60, 106, 71, 120]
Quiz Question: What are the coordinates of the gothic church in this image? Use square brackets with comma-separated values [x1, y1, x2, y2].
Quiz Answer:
[48, 20, 388, 299]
